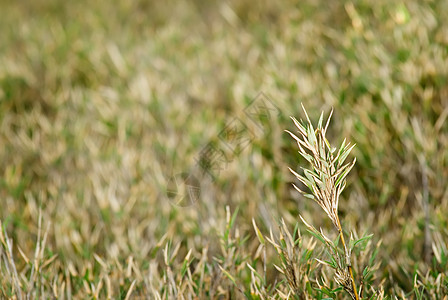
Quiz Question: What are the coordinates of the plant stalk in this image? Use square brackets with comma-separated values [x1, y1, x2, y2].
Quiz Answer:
[336, 216, 359, 300]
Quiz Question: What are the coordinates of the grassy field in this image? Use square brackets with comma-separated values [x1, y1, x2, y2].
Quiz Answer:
[0, 0, 447, 298]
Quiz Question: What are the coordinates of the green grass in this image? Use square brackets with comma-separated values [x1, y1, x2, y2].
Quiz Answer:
[0, 0, 447, 298]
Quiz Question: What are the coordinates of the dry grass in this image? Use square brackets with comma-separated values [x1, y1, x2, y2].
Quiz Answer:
[0, 0, 447, 298]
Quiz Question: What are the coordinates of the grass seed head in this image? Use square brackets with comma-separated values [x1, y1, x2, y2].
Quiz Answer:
[287, 106, 356, 228]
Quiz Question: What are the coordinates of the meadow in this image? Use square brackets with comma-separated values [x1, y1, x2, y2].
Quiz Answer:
[0, 0, 447, 298]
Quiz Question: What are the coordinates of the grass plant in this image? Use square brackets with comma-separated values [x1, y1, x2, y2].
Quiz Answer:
[287, 106, 364, 299]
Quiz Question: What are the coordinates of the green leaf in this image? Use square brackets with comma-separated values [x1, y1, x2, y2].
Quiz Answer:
[317, 111, 324, 129]
[307, 124, 317, 148]
[305, 229, 325, 244]
[180, 249, 193, 277]
[246, 263, 263, 281]
[224, 206, 239, 245]
[352, 234, 374, 249]
[219, 265, 237, 286]
[336, 138, 346, 161]
[316, 258, 337, 269]
[335, 161, 354, 188]
[338, 143, 356, 168]
[304, 169, 316, 183]
[304, 193, 315, 200]
[299, 151, 314, 164]
[252, 219, 265, 245]
[362, 265, 371, 278]
[369, 247, 379, 266]
[292, 222, 300, 241]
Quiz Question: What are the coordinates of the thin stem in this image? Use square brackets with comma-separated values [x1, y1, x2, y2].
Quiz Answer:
[336, 216, 360, 300]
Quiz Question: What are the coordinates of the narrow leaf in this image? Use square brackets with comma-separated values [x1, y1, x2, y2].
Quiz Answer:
[252, 219, 265, 245]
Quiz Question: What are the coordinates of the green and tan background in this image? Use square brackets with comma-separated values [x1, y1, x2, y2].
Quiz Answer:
[0, 0, 447, 298]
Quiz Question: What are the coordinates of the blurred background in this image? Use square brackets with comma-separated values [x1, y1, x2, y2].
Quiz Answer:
[0, 0, 447, 297]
